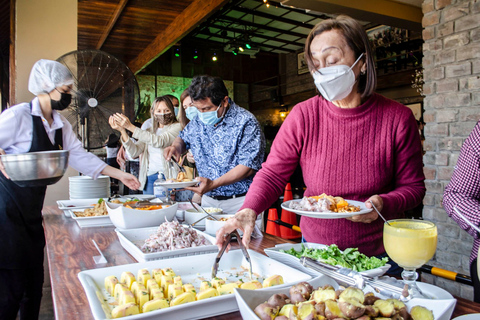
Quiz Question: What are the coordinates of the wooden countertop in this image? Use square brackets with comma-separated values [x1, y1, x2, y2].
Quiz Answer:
[43, 205, 480, 319]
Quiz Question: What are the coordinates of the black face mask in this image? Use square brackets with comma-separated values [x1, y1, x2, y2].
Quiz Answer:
[51, 91, 72, 111]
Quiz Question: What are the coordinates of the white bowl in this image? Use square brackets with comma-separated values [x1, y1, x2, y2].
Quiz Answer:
[205, 214, 235, 235]
[105, 201, 177, 229]
[184, 207, 223, 227]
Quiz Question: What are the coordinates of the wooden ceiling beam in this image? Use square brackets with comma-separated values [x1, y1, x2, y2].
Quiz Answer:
[281, 0, 422, 31]
[96, 0, 129, 50]
[231, 6, 317, 30]
[128, 0, 230, 74]
[217, 15, 306, 38]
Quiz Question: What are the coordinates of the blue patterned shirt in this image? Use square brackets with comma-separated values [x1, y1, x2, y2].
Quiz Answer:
[179, 100, 265, 197]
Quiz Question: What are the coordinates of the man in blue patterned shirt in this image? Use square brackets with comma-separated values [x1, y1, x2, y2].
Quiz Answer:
[164, 75, 265, 214]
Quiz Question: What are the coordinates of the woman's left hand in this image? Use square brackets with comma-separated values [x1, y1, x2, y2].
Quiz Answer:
[347, 195, 383, 223]
[185, 176, 214, 196]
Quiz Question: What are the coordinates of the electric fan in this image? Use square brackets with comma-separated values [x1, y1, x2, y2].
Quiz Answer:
[56, 49, 140, 151]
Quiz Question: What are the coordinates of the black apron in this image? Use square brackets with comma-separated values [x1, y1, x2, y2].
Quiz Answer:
[0, 104, 63, 269]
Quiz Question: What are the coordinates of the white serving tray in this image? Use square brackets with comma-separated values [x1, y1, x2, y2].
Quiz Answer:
[235, 276, 456, 320]
[78, 250, 312, 320]
[265, 242, 390, 278]
[70, 209, 113, 228]
[115, 226, 218, 262]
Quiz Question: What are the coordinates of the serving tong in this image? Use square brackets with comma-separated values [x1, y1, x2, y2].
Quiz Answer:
[301, 257, 412, 301]
[213, 230, 253, 280]
[170, 157, 187, 174]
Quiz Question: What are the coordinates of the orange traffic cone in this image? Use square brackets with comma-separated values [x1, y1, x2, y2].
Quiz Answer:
[265, 208, 281, 236]
[280, 183, 302, 239]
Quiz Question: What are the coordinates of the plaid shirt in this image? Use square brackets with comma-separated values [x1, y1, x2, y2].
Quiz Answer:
[443, 120, 480, 263]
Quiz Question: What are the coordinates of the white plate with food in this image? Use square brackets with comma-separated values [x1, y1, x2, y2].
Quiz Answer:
[155, 180, 199, 189]
[77, 250, 312, 320]
[56, 198, 108, 217]
[265, 242, 391, 278]
[115, 223, 218, 262]
[235, 275, 456, 320]
[281, 199, 372, 219]
[69, 200, 113, 228]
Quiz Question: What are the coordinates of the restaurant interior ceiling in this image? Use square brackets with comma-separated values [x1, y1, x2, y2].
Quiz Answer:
[0, 0, 423, 77]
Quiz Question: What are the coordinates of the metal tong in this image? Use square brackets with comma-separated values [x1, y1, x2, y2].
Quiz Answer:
[301, 257, 411, 301]
[212, 230, 253, 280]
[170, 157, 186, 174]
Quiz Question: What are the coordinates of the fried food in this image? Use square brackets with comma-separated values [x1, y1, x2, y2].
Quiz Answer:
[290, 194, 361, 213]
[74, 201, 108, 217]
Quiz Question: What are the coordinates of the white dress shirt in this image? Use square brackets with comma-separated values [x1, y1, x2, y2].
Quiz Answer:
[0, 97, 107, 178]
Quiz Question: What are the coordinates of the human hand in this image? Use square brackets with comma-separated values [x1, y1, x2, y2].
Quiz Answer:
[118, 171, 140, 190]
[108, 116, 124, 132]
[0, 148, 10, 179]
[215, 208, 257, 251]
[346, 195, 383, 223]
[112, 113, 134, 132]
[116, 146, 126, 170]
[185, 176, 214, 195]
[163, 146, 180, 162]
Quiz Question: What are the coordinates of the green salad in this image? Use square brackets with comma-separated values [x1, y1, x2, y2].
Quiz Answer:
[280, 244, 388, 272]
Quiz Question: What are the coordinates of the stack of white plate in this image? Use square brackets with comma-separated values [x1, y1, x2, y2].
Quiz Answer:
[69, 175, 110, 199]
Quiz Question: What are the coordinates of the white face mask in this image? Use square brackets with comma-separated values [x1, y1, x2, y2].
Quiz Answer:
[312, 53, 364, 102]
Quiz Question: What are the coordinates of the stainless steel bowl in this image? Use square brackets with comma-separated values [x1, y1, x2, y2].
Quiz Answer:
[1, 150, 69, 187]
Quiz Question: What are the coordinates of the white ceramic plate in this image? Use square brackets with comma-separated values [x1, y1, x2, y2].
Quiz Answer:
[265, 242, 391, 278]
[70, 209, 113, 228]
[452, 314, 480, 320]
[115, 226, 218, 262]
[281, 199, 372, 219]
[235, 276, 456, 320]
[78, 250, 312, 320]
[155, 180, 199, 188]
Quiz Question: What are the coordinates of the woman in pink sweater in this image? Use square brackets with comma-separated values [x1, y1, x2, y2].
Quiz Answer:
[216, 15, 425, 262]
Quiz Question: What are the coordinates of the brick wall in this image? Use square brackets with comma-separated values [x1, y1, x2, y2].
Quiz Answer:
[422, 0, 480, 299]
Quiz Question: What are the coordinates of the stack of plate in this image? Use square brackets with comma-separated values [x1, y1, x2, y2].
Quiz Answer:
[69, 175, 110, 199]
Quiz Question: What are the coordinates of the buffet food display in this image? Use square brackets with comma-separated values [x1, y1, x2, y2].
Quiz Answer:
[289, 194, 361, 213]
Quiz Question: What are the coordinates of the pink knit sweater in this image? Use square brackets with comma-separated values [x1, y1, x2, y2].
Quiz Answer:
[243, 94, 425, 256]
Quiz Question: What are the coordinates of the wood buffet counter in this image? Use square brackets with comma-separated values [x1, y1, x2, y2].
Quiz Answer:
[42, 205, 480, 319]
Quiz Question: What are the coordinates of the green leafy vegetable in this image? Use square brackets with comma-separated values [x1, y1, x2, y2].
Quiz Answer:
[97, 198, 104, 204]
[280, 244, 388, 272]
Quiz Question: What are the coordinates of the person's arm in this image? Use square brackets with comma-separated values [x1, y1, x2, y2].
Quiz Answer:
[443, 121, 480, 238]
[186, 164, 255, 195]
[132, 123, 181, 148]
[101, 165, 140, 190]
[164, 136, 187, 162]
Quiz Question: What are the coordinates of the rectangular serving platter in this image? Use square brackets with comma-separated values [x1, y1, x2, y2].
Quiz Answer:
[115, 226, 218, 262]
[78, 250, 311, 320]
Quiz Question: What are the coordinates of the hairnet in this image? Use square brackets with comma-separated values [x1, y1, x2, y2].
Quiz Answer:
[28, 59, 74, 95]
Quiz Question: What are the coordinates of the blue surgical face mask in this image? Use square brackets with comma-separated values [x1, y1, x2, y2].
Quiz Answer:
[185, 106, 198, 120]
[197, 103, 223, 126]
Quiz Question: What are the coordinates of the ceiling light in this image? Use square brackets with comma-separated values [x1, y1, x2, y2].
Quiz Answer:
[212, 52, 217, 61]
[266, 3, 270, 8]
[239, 46, 244, 52]
[193, 49, 198, 59]
[174, 48, 180, 57]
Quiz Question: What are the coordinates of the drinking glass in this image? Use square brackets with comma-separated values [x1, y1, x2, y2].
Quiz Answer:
[383, 219, 437, 298]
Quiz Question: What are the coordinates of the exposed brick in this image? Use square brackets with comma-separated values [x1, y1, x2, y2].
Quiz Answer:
[424, 153, 436, 165]
[423, 110, 436, 123]
[455, 13, 480, 32]
[437, 109, 458, 122]
[437, 277, 462, 296]
[423, 54, 435, 66]
[425, 93, 445, 109]
[425, 122, 449, 136]
[438, 166, 454, 180]
[432, 66, 445, 80]
[424, 39, 443, 51]
[461, 285, 474, 301]
[473, 92, 480, 105]
[445, 92, 471, 107]
[444, 32, 470, 49]
[443, 2, 470, 22]
[423, 26, 435, 40]
[435, 193, 444, 208]
[423, 138, 436, 152]
[450, 153, 459, 166]
[425, 180, 445, 193]
[446, 61, 471, 77]
[423, 0, 434, 13]
[436, 153, 449, 166]
[451, 121, 478, 136]
[436, 78, 458, 93]
[436, 0, 452, 10]
[475, 0, 480, 14]
[435, 49, 455, 66]
[423, 11, 441, 27]
[423, 206, 437, 221]
[467, 75, 480, 90]
[438, 221, 461, 239]
[423, 166, 436, 180]
[423, 193, 435, 206]
[474, 60, 480, 75]
[438, 137, 466, 151]
[438, 21, 454, 37]
[423, 82, 435, 95]
[457, 43, 480, 61]
[459, 108, 480, 122]
[472, 28, 480, 42]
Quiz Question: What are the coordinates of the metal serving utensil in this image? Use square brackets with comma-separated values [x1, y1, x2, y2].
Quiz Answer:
[301, 257, 412, 301]
[170, 157, 187, 174]
[213, 230, 253, 280]
[369, 200, 390, 226]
